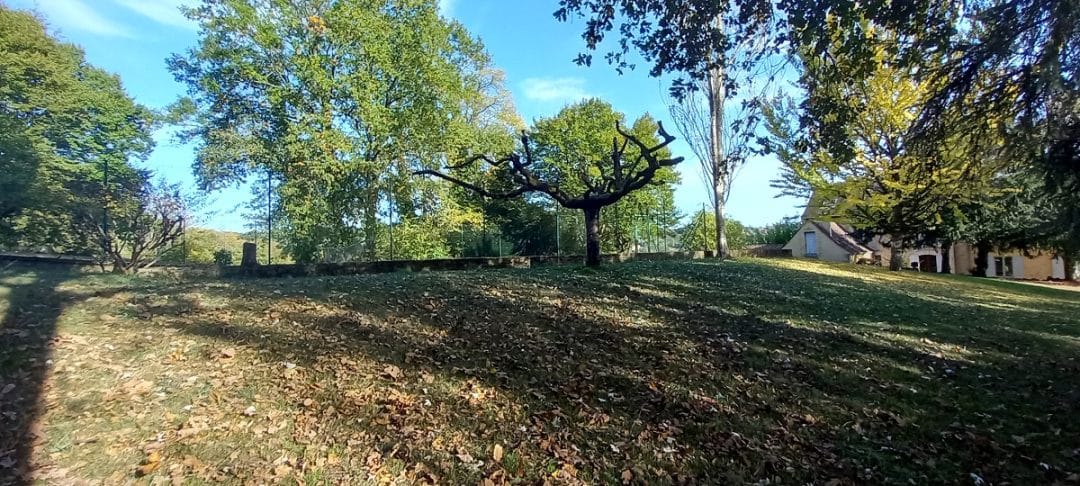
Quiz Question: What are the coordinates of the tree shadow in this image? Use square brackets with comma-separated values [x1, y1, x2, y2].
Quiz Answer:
[8, 259, 1074, 483]
[0, 267, 133, 486]
[124, 260, 1079, 482]
[1, 268, 92, 485]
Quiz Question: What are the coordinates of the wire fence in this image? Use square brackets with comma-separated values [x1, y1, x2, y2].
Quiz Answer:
[148, 199, 794, 267]
[305, 201, 702, 265]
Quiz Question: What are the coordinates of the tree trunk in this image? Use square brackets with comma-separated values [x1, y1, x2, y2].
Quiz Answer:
[941, 243, 952, 274]
[888, 245, 906, 271]
[1063, 254, 1077, 281]
[974, 241, 991, 277]
[584, 206, 602, 267]
[714, 187, 728, 259]
[707, 16, 728, 260]
[112, 257, 135, 274]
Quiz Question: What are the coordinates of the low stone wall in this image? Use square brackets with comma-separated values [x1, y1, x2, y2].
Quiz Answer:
[633, 250, 712, 261]
[528, 253, 630, 266]
[221, 256, 532, 278]
[221, 251, 736, 279]
[734, 244, 792, 258]
[5, 248, 787, 280]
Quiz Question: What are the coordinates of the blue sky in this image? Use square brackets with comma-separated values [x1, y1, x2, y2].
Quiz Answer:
[8, 0, 804, 231]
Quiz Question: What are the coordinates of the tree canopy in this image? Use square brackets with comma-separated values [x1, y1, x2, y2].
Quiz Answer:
[0, 6, 154, 254]
[169, 0, 515, 262]
[418, 99, 683, 266]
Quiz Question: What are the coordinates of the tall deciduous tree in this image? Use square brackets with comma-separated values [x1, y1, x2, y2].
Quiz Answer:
[417, 100, 683, 266]
[765, 44, 1000, 271]
[169, 0, 506, 262]
[0, 6, 154, 253]
[668, 77, 763, 259]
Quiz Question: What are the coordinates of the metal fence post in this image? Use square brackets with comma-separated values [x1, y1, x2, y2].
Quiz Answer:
[267, 169, 272, 265]
[388, 193, 395, 261]
[556, 206, 561, 257]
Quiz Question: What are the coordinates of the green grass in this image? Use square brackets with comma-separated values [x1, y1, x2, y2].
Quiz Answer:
[1, 259, 1078, 484]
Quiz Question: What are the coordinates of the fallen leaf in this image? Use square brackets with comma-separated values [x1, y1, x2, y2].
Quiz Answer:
[493, 444, 504, 462]
[383, 365, 403, 380]
[219, 348, 236, 359]
[621, 469, 633, 484]
[135, 451, 162, 476]
[272, 464, 292, 477]
[242, 405, 256, 416]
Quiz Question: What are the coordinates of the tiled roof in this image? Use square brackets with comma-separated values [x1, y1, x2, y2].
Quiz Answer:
[810, 221, 874, 255]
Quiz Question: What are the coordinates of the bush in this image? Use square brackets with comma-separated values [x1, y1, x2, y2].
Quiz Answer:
[213, 249, 233, 266]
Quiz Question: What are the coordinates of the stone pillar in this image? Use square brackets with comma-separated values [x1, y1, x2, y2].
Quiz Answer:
[241, 242, 260, 269]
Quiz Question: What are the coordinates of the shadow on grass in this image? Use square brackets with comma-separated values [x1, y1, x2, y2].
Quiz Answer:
[127, 260, 1080, 483]
[0, 266, 134, 486]
[0, 268, 75, 485]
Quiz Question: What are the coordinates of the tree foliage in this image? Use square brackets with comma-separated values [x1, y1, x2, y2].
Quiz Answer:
[679, 210, 749, 253]
[418, 99, 683, 266]
[554, 0, 953, 98]
[765, 40, 1002, 270]
[169, 0, 514, 262]
[0, 6, 155, 254]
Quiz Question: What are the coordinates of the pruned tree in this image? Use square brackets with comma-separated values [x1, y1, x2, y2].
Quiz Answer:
[76, 179, 188, 274]
[416, 115, 683, 267]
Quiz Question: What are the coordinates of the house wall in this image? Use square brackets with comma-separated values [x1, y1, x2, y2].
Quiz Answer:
[869, 242, 938, 271]
[782, 222, 869, 263]
[906, 247, 945, 272]
[950, 242, 1063, 279]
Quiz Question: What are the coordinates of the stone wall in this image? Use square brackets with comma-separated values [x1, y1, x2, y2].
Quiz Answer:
[222, 256, 532, 278]
[223, 251, 726, 279]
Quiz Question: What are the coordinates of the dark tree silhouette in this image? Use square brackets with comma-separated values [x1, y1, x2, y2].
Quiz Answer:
[416, 123, 683, 266]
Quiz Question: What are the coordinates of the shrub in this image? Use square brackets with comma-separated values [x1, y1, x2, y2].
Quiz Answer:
[213, 249, 233, 267]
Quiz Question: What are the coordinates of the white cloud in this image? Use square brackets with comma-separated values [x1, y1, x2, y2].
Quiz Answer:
[438, 0, 455, 17]
[113, 0, 195, 30]
[520, 77, 591, 104]
[37, 0, 134, 38]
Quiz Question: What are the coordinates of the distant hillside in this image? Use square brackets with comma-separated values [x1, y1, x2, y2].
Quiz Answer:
[160, 228, 290, 265]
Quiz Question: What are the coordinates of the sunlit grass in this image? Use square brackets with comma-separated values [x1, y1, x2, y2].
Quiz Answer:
[1, 259, 1077, 484]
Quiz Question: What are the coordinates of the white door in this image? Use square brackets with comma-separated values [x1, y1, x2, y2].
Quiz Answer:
[1053, 257, 1066, 279]
[805, 232, 818, 257]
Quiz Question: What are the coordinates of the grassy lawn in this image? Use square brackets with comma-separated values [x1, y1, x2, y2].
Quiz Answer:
[1, 259, 1078, 484]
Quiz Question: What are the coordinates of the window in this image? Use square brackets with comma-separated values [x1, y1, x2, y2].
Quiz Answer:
[994, 256, 1014, 277]
[804, 231, 818, 257]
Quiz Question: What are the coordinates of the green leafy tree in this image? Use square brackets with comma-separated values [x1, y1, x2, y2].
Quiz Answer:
[1033, 117, 1080, 280]
[765, 43, 1000, 271]
[418, 99, 684, 266]
[169, 0, 506, 262]
[679, 210, 748, 253]
[0, 6, 154, 252]
[746, 218, 801, 245]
